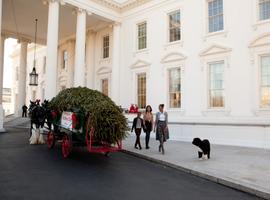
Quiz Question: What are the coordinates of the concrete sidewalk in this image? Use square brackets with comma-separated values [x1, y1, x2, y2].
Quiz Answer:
[123, 135, 270, 199]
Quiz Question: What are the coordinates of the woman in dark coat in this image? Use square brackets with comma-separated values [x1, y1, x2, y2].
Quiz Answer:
[143, 105, 153, 149]
[154, 104, 169, 154]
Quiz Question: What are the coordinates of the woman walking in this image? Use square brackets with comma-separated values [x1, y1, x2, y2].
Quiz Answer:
[143, 105, 153, 149]
[131, 112, 143, 150]
[154, 104, 169, 154]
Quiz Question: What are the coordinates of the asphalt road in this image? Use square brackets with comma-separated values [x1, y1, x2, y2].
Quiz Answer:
[0, 124, 260, 200]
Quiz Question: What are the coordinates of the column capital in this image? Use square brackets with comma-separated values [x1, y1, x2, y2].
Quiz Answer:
[17, 38, 31, 44]
[87, 29, 97, 36]
[109, 22, 122, 28]
[43, 0, 63, 5]
[72, 7, 87, 15]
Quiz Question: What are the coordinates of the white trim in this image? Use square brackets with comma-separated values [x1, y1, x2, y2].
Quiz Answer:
[200, 43, 232, 57]
[130, 59, 151, 69]
[161, 52, 187, 64]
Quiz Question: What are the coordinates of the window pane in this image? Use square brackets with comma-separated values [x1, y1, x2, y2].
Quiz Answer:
[209, 62, 225, 108]
[261, 56, 270, 106]
[208, 0, 224, 32]
[169, 68, 181, 108]
[169, 10, 181, 42]
[138, 22, 147, 50]
[101, 79, 109, 96]
[259, 0, 270, 20]
[137, 73, 146, 108]
[103, 36, 109, 58]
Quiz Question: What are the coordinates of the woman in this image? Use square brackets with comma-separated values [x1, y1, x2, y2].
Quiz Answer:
[154, 104, 169, 154]
[143, 105, 153, 149]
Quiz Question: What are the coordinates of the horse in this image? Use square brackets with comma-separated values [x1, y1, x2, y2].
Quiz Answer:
[28, 100, 46, 144]
[41, 99, 53, 131]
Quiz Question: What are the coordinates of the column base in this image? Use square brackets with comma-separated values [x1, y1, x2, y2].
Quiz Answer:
[0, 105, 6, 133]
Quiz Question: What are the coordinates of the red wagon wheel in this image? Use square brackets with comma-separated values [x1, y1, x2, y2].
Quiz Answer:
[62, 134, 72, 158]
[47, 131, 55, 149]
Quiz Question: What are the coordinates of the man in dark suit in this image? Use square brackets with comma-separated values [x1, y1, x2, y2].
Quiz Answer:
[131, 112, 144, 150]
[22, 105, 28, 118]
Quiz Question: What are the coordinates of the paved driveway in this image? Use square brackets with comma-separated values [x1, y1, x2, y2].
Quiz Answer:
[0, 124, 260, 200]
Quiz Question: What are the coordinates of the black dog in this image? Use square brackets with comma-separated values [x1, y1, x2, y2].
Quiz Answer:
[192, 138, 211, 159]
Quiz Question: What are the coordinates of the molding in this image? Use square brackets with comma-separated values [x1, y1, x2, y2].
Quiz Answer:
[161, 52, 187, 64]
[199, 43, 232, 57]
[249, 33, 270, 48]
[97, 66, 112, 75]
[130, 59, 150, 69]
[91, 0, 151, 12]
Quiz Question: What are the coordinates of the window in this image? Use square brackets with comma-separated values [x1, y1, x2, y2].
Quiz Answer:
[137, 73, 146, 108]
[62, 50, 68, 69]
[169, 10, 181, 42]
[260, 55, 270, 107]
[101, 79, 109, 96]
[209, 62, 225, 108]
[259, 0, 270, 21]
[137, 22, 147, 50]
[208, 0, 224, 33]
[168, 68, 181, 108]
[43, 56, 46, 74]
[103, 35, 110, 59]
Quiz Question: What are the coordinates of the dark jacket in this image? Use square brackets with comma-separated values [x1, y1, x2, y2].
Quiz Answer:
[131, 117, 144, 132]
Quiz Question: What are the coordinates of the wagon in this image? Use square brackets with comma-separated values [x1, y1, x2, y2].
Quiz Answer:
[46, 110, 122, 158]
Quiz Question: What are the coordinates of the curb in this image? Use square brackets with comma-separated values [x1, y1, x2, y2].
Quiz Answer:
[122, 149, 269, 200]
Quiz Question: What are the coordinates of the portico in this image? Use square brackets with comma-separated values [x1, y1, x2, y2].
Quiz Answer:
[1, 0, 121, 128]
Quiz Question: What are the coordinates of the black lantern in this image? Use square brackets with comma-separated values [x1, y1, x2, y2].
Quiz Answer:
[29, 66, 38, 86]
[29, 19, 39, 86]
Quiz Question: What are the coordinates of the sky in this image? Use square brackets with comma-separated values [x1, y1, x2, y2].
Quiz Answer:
[4, 38, 17, 88]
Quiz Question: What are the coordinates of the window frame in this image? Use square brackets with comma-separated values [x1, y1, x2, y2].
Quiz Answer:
[102, 35, 110, 59]
[207, 0, 224, 33]
[259, 54, 270, 108]
[101, 78, 109, 96]
[258, 0, 270, 21]
[168, 10, 181, 43]
[207, 61, 225, 109]
[136, 72, 147, 109]
[167, 67, 182, 109]
[137, 21, 147, 51]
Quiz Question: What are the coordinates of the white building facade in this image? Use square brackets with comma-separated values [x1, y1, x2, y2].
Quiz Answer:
[5, 0, 270, 148]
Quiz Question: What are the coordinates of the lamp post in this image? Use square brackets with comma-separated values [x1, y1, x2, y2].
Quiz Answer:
[29, 19, 38, 86]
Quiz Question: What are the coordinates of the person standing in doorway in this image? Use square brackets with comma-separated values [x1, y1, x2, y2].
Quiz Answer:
[154, 104, 169, 154]
[143, 105, 153, 149]
[131, 112, 143, 150]
[22, 104, 28, 118]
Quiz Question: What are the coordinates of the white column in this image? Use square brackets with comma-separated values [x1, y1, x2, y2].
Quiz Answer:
[16, 41, 28, 116]
[45, 0, 59, 99]
[74, 9, 86, 87]
[0, 0, 5, 131]
[0, 36, 5, 131]
[86, 30, 96, 89]
[111, 23, 121, 104]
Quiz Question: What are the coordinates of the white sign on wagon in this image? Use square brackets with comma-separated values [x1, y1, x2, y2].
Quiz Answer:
[61, 111, 73, 131]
